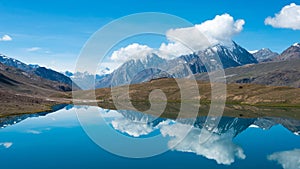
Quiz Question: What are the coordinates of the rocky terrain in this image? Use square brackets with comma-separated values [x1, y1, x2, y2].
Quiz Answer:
[273, 43, 300, 61]
[250, 48, 279, 62]
[196, 60, 300, 88]
[72, 78, 300, 108]
[0, 53, 79, 89]
[95, 41, 258, 88]
[0, 62, 70, 116]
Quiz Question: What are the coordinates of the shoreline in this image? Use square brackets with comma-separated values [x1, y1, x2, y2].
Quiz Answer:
[1, 100, 299, 121]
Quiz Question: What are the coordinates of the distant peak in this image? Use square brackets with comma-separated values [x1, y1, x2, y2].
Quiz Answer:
[292, 42, 300, 47]
[0, 54, 8, 58]
[261, 48, 272, 51]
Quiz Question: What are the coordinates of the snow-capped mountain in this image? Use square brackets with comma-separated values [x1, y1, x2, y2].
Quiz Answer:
[179, 42, 258, 73]
[209, 42, 258, 67]
[254, 117, 300, 135]
[108, 109, 300, 137]
[96, 41, 258, 88]
[273, 43, 300, 61]
[250, 48, 279, 62]
[0, 54, 36, 71]
[96, 53, 171, 88]
[0, 53, 78, 89]
[64, 70, 113, 90]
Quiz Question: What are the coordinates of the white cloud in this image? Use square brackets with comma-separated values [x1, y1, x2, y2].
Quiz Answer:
[0, 35, 12, 41]
[108, 14, 245, 70]
[26, 130, 42, 134]
[195, 14, 245, 45]
[111, 43, 155, 62]
[265, 3, 300, 30]
[159, 13, 245, 56]
[268, 149, 300, 169]
[111, 118, 156, 137]
[26, 47, 42, 52]
[161, 123, 246, 165]
[0, 142, 13, 149]
[25, 128, 51, 134]
[108, 110, 172, 137]
[101, 108, 245, 164]
[158, 42, 193, 59]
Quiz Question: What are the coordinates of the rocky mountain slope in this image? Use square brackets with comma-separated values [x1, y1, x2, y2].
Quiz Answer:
[196, 60, 300, 88]
[250, 48, 279, 62]
[96, 41, 258, 88]
[0, 62, 70, 116]
[273, 43, 300, 61]
[0, 53, 79, 90]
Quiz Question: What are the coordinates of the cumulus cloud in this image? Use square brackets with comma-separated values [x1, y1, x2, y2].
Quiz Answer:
[0, 142, 13, 149]
[161, 123, 246, 165]
[111, 43, 154, 62]
[101, 109, 172, 137]
[265, 3, 300, 30]
[159, 13, 245, 56]
[268, 149, 300, 169]
[0, 35, 12, 41]
[101, 108, 246, 165]
[111, 118, 156, 137]
[109, 110, 171, 137]
[26, 47, 41, 52]
[196, 14, 245, 45]
[109, 14, 245, 67]
[158, 42, 193, 59]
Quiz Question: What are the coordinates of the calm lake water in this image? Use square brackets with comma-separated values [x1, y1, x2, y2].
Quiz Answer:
[0, 105, 300, 169]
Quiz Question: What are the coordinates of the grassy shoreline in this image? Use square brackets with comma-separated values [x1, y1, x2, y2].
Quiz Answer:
[0, 99, 299, 120]
[1, 78, 299, 118]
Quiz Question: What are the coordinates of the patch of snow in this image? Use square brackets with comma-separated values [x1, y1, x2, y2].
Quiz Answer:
[293, 43, 300, 47]
[249, 50, 258, 54]
[249, 124, 260, 128]
[211, 46, 218, 52]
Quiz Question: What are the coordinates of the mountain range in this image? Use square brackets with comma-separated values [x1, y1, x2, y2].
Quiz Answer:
[0, 40, 299, 116]
[60, 41, 300, 90]
[94, 41, 300, 89]
[1, 41, 299, 91]
[0, 54, 77, 116]
[0, 54, 79, 90]
[95, 41, 258, 88]
[196, 43, 300, 88]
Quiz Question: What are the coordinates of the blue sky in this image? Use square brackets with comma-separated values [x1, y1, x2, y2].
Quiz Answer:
[0, 0, 299, 72]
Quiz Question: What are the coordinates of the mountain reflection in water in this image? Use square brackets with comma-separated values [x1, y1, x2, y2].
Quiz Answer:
[0, 105, 299, 169]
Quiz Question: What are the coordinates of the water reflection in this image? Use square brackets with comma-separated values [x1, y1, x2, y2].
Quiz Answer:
[0, 104, 68, 129]
[0, 142, 13, 149]
[268, 149, 300, 169]
[0, 105, 300, 167]
[110, 110, 171, 137]
[98, 108, 300, 165]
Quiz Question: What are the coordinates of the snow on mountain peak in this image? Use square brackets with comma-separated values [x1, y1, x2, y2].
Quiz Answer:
[249, 50, 258, 54]
[292, 42, 300, 47]
[0, 54, 9, 59]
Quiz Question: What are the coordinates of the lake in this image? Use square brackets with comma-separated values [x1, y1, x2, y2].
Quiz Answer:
[0, 105, 300, 169]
